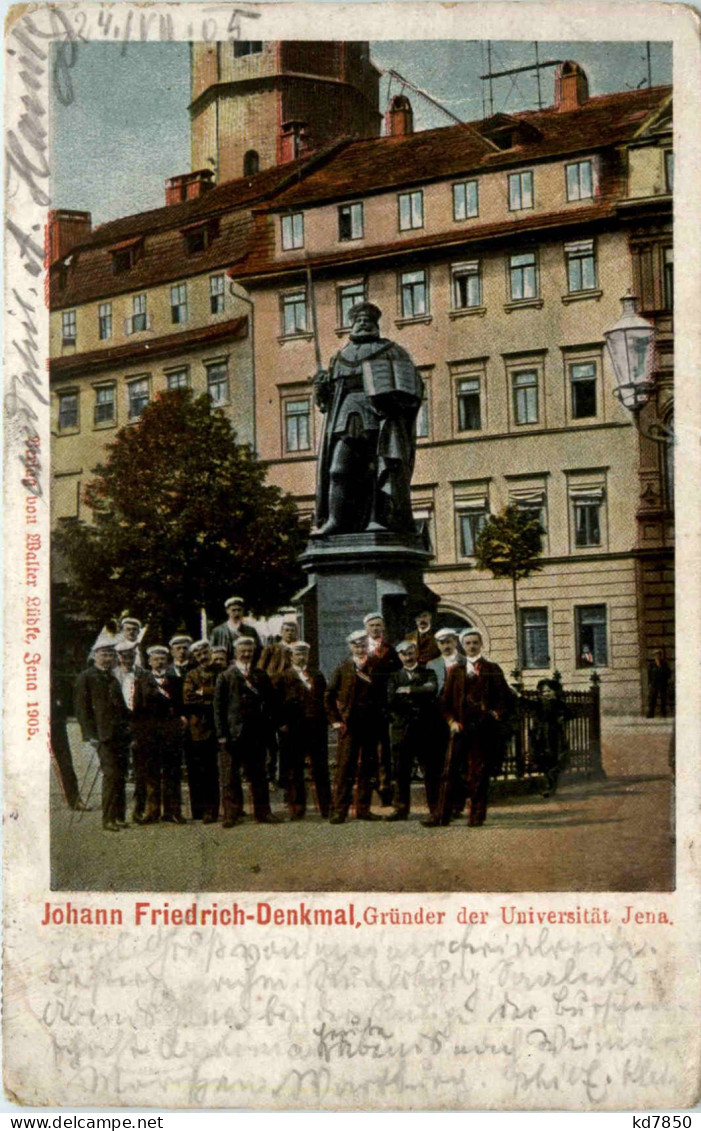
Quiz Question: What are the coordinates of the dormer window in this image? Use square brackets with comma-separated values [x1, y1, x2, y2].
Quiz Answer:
[108, 236, 142, 274]
[181, 219, 219, 255]
[479, 113, 542, 151]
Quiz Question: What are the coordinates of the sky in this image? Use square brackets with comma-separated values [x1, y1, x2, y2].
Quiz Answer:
[51, 39, 672, 227]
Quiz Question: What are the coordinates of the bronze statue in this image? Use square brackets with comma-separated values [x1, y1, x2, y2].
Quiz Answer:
[312, 302, 423, 537]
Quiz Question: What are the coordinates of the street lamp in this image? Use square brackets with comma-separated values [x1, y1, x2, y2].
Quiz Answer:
[604, 292, 673, 444]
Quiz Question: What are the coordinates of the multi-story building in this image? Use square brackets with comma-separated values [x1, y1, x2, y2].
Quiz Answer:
[228, 63, 673, 713]
[49, 49, 673, 713]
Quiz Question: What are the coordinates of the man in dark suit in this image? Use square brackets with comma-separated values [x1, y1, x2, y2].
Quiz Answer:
[74, 637, 130, 831]
[131, 645, 186, 824]
[210, 596, 262, 665]
[183, 641, 221, 822]
[427, 628, 466, 694]
[385, 641, 438, 822]
[439, 629, 513, 827]
[427, 628, 468, 822]
[213, 636, 280, 827]
[363, 612, 401, 806]
[273, 642, 331, 820]
[405, 609, 441, 664]
[647, 648, 672, 718]
[326, 630, 385, 824]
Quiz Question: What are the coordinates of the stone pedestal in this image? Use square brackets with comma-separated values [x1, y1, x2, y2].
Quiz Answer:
[296, 530, 436, 677]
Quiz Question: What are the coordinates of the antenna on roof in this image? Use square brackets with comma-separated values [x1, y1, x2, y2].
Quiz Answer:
[646, 42, 652, 88]
[383, 68, 464, 126]
[480, 47, 564, 116]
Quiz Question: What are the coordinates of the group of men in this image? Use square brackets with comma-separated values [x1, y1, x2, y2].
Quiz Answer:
[70, 595, 514, 833]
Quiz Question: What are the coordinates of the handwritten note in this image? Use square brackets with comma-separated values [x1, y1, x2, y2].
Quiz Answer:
[7, 914, 688, 1109]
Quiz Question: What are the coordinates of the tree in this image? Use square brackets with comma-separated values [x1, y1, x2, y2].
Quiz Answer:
[54, 389, 309, 643]
[474, 504, 544, 673]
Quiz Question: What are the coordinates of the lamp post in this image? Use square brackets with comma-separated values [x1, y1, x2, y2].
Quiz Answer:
[604, 292, 673, 445]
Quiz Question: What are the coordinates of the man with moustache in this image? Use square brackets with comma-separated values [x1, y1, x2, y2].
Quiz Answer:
[183, 641, 220, 822]
[131, 645, 186, 825]
[258, 612, 299, 785]
[363, 611, 401, 807]
[113, 639, 143, 818]
[274, 641, 331, 820]
[211, 596, 262, 665]
[385, 641, 438, 822]
[74, 637, 130, 832]
[325, 630, 384, 824]
[440, 628, 513, 827]
[213, 636, 280, 827]
[406, 608, 441, 664]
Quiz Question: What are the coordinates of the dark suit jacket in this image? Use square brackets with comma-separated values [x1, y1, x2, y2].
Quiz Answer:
[183, 664, 217, 742]
[213, 664, 274, 743]
[132, 671, 182, 732]
[441, 659, 513, 730]
[210, 621, 262, 664]
[74, 666, 130, 743]
[165, 661, 196, 715]
[365, 641, 401, 677]
[387, 665, 438, 740]
[427, 653, 467, 695]
[325, 659, 384, 726]
[405, 630, 441, 664]
[274, 667, 327, 730]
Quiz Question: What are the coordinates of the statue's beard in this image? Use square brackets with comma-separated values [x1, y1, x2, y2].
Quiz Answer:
[350, 328, 379, 342]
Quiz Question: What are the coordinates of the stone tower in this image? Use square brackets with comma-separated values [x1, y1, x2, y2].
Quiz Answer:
[190, 40, 382, 182]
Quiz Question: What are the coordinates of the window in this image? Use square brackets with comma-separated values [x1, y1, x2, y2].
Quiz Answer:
[664, 247, 673, 310]
[243, 150, 259, 176]
[415, 376, 430, 439]
[284, 397, 311, 452]
[400, 269, 428, 319]
[338, 281, 366, 328]
[453, 180, 479, 221]
[572, 493, 602, 547]
[665, 150, 674, 193]
[234, 41, 262, 56]
[98, 303, 112, 341]
[520, 608, 549, 669]
[512, 370, 539, 425]
[131, 294, 147, 333]
[398, 190, 423, 231]
[456, 378, 481, 431]
[166, 369, 189, 390]
[458, 505, 488, 556]
[281, 291, 308, 336]
[570, 362, 597, 419]
[576, 605, 608, 667]
[127, 378, 149, 421]
[58, 391, 78, 431]
[338, 202, 364, 241]
[509, 252, 537, 300]
[452, 262, 481, 310]
[566, 160, 594, 201]
[508, 170, 534, 211]
[94, 385, 115, 425]
[61, 310, 76, 345]
[210, 274, 226, 315]
[171, 283, 188, 325]
[206, 361, 229, 406]
[510, 490, 547, 534]
[281, 213, 304, 250]
[565, 239, 597, 293]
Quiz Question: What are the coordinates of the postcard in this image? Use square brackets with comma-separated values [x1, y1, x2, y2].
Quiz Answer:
[3, 0, 700, 1110]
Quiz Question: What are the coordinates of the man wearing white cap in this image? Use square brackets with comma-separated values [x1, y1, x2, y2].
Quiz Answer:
[213, 636, 280, 826]
[115, 616, 145, 670]
[363, 612, 401, 806]
[325, 630, 384, 823]
[183, 642, 220, 822]
[131, 645, 186, 824]
[210, 597, 262, 665]
[427, 628, 467, 695]
[258, 612, 299, 786]
[273, 641, 331, 820]
[440, 628, 513, 827]
[74, 637, 130, 832]
[385, 641, 439, 822]
[114, 639, 142, 819]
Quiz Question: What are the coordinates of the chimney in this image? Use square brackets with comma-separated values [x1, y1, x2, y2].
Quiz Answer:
[385, 94, 413, 137]
[554, 61, 589, 112]
[165, 169, 214, 206]
[46, 209, 91, 265]
[279, 120, 312, 165]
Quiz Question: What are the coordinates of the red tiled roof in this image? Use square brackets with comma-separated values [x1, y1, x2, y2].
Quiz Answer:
[231, 200, 621, 282]
[259, 86, 671, 211]
[49, 316, 248, 381]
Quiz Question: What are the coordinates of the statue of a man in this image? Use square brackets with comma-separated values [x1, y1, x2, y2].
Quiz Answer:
[312, 302, 424, 537]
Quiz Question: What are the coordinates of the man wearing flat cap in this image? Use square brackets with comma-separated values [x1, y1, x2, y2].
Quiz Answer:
[385, 641, 439, 822]
[131, 645, 186, 824]
[363, 612, 401, 806]
[325, 630, 385, 823]
[312, 302, 423, 536]
[74, 636, 131, 832]
[258, 611, 299, 785]
[116, 616, 145, 669]
[183, 642, 221, 822]
[211, 597, 262, 665]
[274, 642, 331, 820]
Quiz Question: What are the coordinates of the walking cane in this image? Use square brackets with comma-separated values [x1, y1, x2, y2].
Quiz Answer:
[437, 731, 457, 826]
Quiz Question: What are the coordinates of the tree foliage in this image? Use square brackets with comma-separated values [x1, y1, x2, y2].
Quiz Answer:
[54, 389, 308, 641]
[474, 504, 544, 582]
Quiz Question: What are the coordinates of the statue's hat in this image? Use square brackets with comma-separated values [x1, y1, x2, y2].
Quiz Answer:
[349, 301, 381, 324]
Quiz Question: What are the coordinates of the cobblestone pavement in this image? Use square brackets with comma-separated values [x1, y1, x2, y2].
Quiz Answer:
[50, 719, 674, 892]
